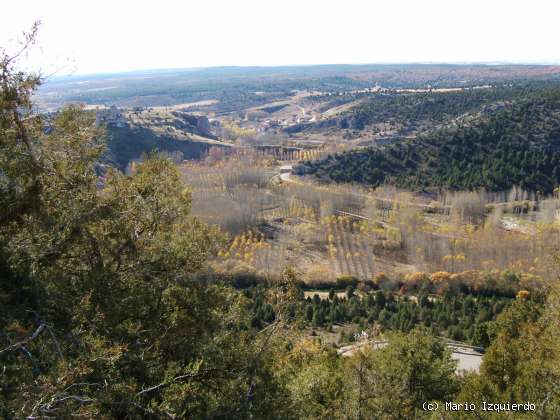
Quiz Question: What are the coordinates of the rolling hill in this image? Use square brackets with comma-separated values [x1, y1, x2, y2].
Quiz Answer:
[295, 88, 560, 193]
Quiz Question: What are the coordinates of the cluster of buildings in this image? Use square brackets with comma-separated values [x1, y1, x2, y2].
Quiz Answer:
[256, 113, 319, 133]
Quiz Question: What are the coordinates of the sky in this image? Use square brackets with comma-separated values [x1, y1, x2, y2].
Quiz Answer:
[1, 0, 559, 75]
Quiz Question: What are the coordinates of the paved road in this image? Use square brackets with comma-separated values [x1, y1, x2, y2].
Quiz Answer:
[338, 339, 484, 373]
[279, 164, 293, 182]
[276, 163, 451, 212]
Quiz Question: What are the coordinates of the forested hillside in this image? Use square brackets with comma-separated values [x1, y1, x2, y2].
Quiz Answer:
[292, 84, 533, 134]
[297, 89, 560, 193]
[334, 84, 534, 131]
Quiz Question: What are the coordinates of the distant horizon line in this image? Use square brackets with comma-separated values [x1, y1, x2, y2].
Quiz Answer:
[50, 61, 560, 79]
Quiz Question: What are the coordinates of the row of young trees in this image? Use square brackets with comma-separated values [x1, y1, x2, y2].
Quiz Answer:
[301, 288, 512, 346]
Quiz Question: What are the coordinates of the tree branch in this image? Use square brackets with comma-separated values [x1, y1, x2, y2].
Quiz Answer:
[0, 323, 45, 354]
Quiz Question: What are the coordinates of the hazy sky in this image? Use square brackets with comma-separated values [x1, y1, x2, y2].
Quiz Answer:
[2, 0, 559, 75]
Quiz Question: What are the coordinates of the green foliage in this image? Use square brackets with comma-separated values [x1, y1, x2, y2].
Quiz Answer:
[0, 40, 288, 417]
[299, 87, 560, 193]
[356, 330, 458, 418]
[280, 340, 347, 419]
[343, 329, 459, 419]
[456, 295, 560, 418]
[301, 289, 512, 345]
[337, 85, 535, 135]
[335, 275, 360, 289]
[277, 329, 459, 419]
